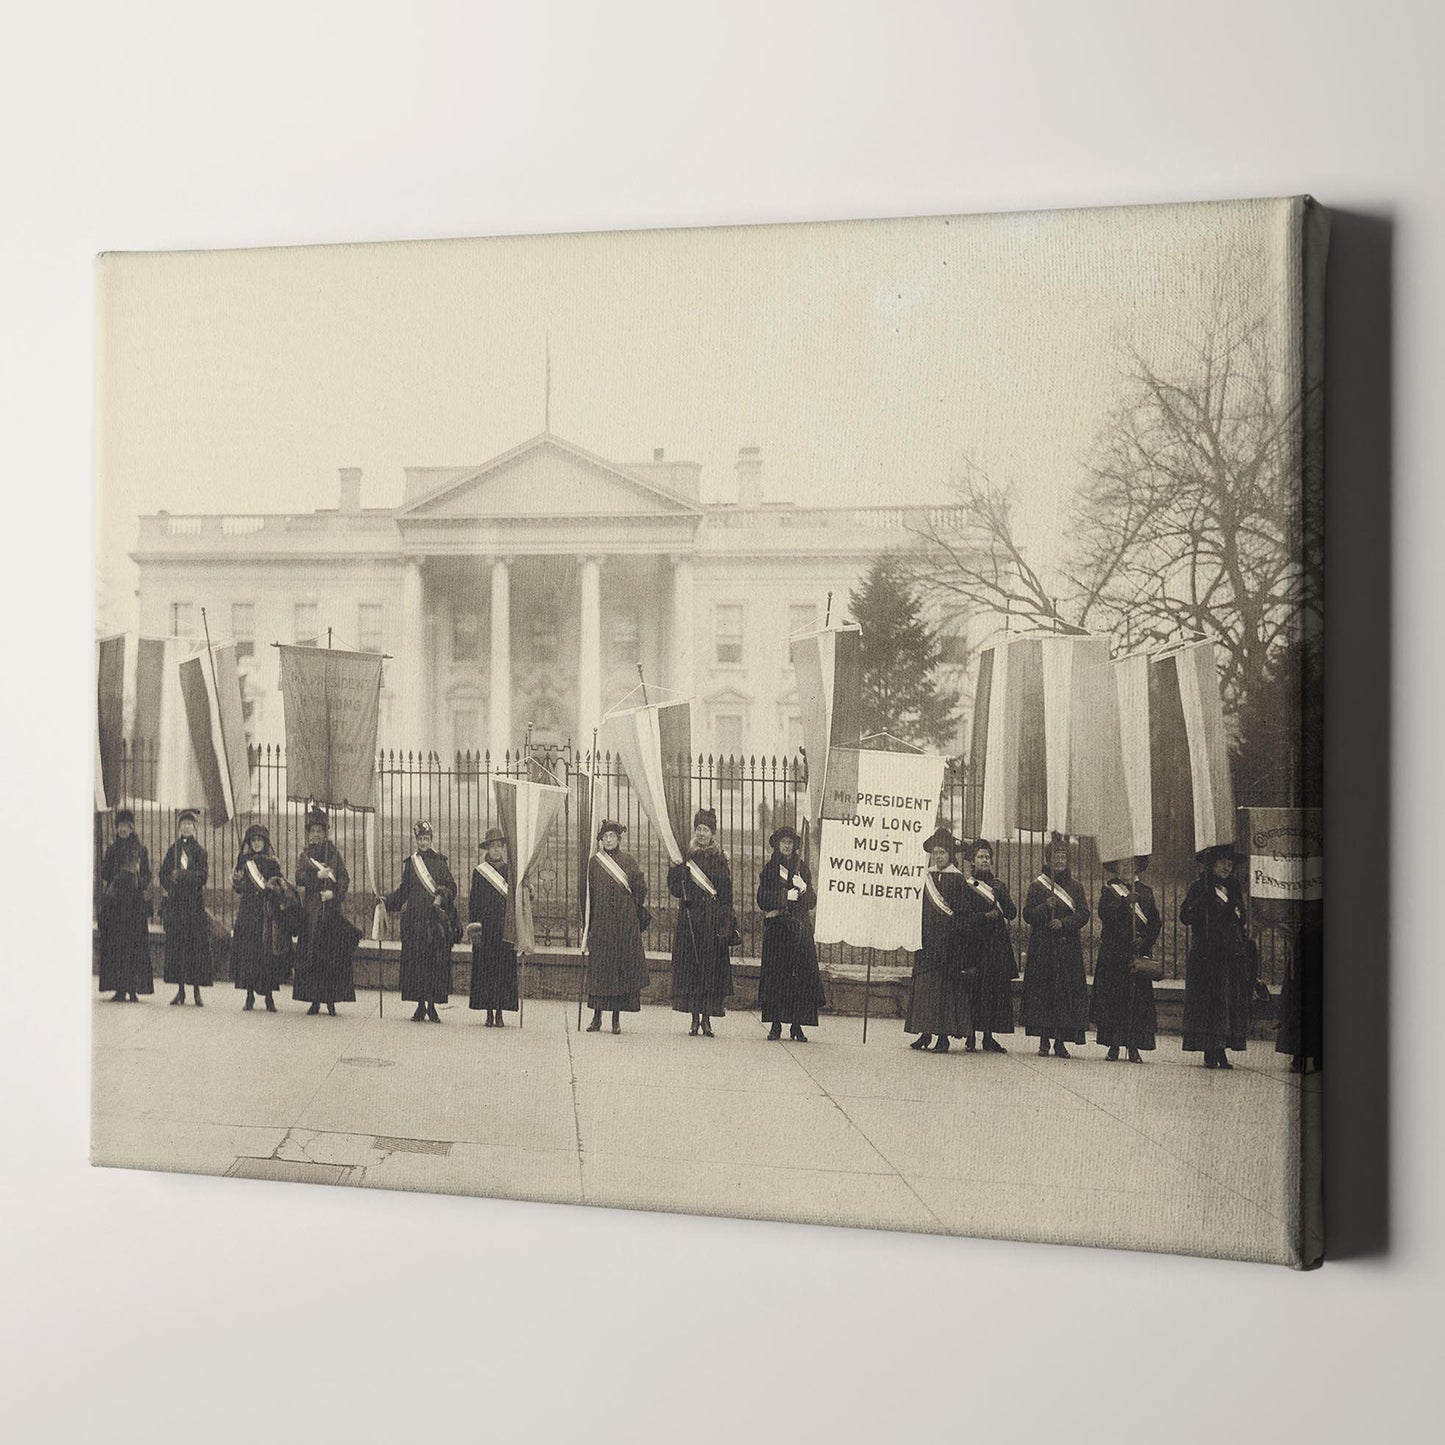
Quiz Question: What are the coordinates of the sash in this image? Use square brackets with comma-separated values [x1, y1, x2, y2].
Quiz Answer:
[1110, 879, 1148, 926]
[179, 848, 190, 872]
[969, 877, 996, 906]
[685, 857, 719, 898]
[1132, 899, 1149, 926]
[413, 852, 439, 897]
[778, 864, 809, 895]
[923, 871, 954, 917]
[1213, 884, 1229, 905]
[594, 851, 632, 894]
[475, 859, 508, 899]
[1035, 873, 1076, 911]
[245, 859, 268, 893]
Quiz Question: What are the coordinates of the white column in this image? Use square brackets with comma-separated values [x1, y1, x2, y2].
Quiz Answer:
[400, 557, 427, 753]
[577, 555, 602, 748]
[670, 554, 695, 697]
[489, 556, 512, 761]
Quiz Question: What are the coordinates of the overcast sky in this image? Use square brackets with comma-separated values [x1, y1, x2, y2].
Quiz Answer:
[96, 197, 1292, 629]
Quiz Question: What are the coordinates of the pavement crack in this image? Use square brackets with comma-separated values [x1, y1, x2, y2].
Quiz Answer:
[561, 1011, 587, 1204]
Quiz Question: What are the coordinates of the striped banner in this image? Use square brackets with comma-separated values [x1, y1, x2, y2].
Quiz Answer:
[96, 635, 126, 810]
[1102, 652, 1153, 861]
[790, 626, 863, 828]
[600, 699, 692, 864]
[492, 777, 568, 955]
[1165, 641, 1235, 855]
[178, 643, 253, 824]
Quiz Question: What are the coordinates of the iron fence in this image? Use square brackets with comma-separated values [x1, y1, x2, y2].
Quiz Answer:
[95, 740, 1296, 984]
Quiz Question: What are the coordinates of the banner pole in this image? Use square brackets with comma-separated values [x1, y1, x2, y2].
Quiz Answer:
[577, 727, 598, 1031]
[200, 608, 242, 868]
[862, 946, 873, 1044]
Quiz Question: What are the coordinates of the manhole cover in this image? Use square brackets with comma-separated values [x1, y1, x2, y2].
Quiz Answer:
[340, 1056, 396, 1068]
[227, 1157, 355, 1186]
[373, 1136, 452, 1156]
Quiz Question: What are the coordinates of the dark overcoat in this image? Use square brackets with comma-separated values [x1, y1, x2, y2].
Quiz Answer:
[963, 870, 1017, 1035]
[1020, 868, 1091, 1042]
[584, 849, 649, 1012]
[1179, 873, 1254, 1053]
[1275, 908, 1323, 1064]
[98, 835, 154, 995]
[1091, 876, 1162, 1050]
[756, 852, 825, 1027]
[668, 848, 735, 1015]
[159, 837, 212, 987]
[291, 841, 358, 1004]
[905, 867, 977, 1039]
[468, 859, 519, 1012]
[387, 850, 459, 1003]
[230, 852, 296, 994]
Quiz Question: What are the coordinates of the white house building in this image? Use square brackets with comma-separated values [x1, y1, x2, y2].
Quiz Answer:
[131, 432, 969, 759]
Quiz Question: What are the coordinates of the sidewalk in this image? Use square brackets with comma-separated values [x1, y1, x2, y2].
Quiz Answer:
[90, 991, 1311, 1264]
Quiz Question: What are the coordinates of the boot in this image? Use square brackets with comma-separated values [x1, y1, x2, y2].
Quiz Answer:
[689, 1014, 700, 1037]
[1216, 1051, 1233, 1070]
[171, 987, 186, 1006]
[326, 1003, 336, 1016]
[1127, 1048, 1143, 1063]
[110, 991, 125, 1003]
[910, 1034, 932, 1050]
[307, 1001, 321, 1016]
[586, 1010, 602, 1033]
[700, 1016, 715, 1038]
[611, 1011, 621, 1035]
[128, 992, 140, 1002]
[426, 1002, 441, 1023]
[494, 1012, 505, 1027]
[964, 1033, 977, 1052]
[1106, 1046, 1119, 1061]
[244, 990, 255, 1011]
[193, 986, 203, 1007]
[982, 1033, 1006, 1054]
[411, 1003, 427, 1022]
[1053, 1040, 1071, 1059]
[932, 1035, 950, 1053]
[1038, 1037, 1050, 1056]
[264, 993, 277, 1013]
[767, 1022, 783, 1041]
[1203, 1050, 1218, 1069]
[790, 1025, 808, 1043]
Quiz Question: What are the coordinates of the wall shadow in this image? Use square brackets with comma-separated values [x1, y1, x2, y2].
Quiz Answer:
[1321, 208, 1393, 1259]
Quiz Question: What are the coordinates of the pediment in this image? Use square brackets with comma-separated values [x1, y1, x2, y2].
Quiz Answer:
[398, 434, 699, 519]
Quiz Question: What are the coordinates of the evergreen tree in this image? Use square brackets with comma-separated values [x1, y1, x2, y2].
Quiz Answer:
[849, 557, 960, 752]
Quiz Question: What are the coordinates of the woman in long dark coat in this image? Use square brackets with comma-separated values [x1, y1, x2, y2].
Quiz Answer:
[1275, 904, 1323, 1073]
[230, 823, 296, 1012]
[906, 828, 978, 1053]
[386, 819, 459, 1023]
[1091, 855, 1162, 1062]
[97, 808, 153, 1001]
[1180, 845, 1255, 1068]
[467, 827, 519, 1026]
[962, 838, 1017, 1053]
[756, 824, 825, 1042]
[1021, 833, 1091, 1057]
[583, 820, 649, 1034]
[158, 808, 211, 1005]
[291, 807, 358, 1016]
[668, 807, 734, 1036]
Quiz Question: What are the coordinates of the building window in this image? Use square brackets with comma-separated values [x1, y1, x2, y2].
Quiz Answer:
[358, 602, 384, 655]
[294, 602, 319, 647]
[609, 609, 640, 668]
[453, 610, 481, 663]
[787, 602, 818, 638]
[170, 602, 196, 638]
[231, 603, 255, 662]
[714, 604, 744, 666]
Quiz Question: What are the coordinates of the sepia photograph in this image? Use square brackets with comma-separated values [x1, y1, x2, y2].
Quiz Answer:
[92, 197, 1323, 1266]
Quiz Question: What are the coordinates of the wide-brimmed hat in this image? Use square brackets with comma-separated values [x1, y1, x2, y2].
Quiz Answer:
[693, 807, 718, 831]
[304, 807, 329, 832]
[114, 808, 135, 826]
[1197, 843, 1240, 868]
[768, 824, 801, 850]
[412, 819, 434, 840]
[242, 822, 271, 846]
[967, 836, 995, 859]
[176, 808, 199, 826]
[481, 827, 506, 847]
[596, 819, 626, 840]
[923, 827, 957, 857]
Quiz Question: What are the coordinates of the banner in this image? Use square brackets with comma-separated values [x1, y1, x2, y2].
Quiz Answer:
[1244, 807, 1322, 902]
[574, 761, 596, 945]
[813, 749, 947, 951]
[277, 644, 384, 808]
[96, 635, 126, 810]
[492, 777, 569, 954]
[600, 699, 692, 864]
[790, 625, 862, 828]
[179, 642, 253, 824]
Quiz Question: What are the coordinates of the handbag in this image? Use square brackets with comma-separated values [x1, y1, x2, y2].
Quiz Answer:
[1130, 958, 1165, 983]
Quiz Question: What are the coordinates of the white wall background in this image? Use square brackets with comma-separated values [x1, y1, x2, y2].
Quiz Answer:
[2, 3, 1437, 1440]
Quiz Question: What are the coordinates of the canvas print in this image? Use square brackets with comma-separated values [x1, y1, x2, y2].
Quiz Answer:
[92, 197, 1325, 1265]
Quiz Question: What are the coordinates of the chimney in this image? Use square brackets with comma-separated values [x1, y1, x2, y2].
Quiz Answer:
[339, 467, 362, 514]
[736, 446, 763, 506]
